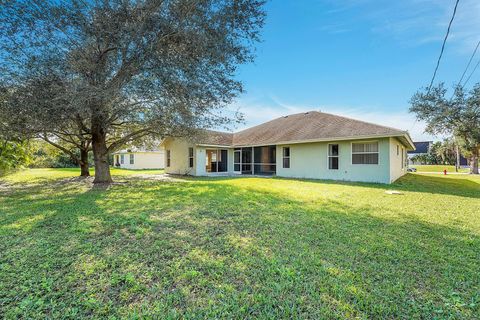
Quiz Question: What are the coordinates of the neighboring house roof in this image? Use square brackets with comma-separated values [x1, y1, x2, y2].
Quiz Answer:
[193, 111, 415, 149]
[407, 141, 431, 154]
[113, 147, 164, 154]
[113, 140, 165, 154]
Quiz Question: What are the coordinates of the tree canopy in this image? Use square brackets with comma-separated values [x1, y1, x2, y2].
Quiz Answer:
[0, 0, 265, 182]
[410, 83, 480, 174]
[1, 75, 93, 176]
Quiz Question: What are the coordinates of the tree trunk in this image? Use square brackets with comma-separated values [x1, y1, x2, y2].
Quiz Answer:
[91, 119, 112, 183]
[471, 152, 479, 174]
[79, 148, 90, 177]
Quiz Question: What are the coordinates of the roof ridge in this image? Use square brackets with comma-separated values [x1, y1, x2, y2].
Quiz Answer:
[199, 110, 414, 149]
[233, 111, 315, 134]
[234, 110, 407, 135]
[310, 110, 406, 133]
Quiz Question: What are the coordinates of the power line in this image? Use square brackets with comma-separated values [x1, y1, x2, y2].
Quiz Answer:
[428, 0, 460, 92]
[450, 40, 480, 99]
[457, 40, 480, 86]
[462, 57, 480, 88]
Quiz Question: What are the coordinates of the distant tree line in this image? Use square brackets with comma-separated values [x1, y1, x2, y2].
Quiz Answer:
[0, 139, 96, 176]
[410, 83, 480, 174]
[0, 139, 30, 176]
[29, 140, 94, 169]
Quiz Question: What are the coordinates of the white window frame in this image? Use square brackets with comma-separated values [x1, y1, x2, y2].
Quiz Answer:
[129, 154, 134, 165]
[351, 141, 379, 165]
[120, 154, 124, 164]
[327, 143, 339, 170]
[282, 147, 290, 169]
[401, 147, 404, 169]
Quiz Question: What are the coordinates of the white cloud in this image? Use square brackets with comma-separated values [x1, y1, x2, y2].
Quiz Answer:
[321, 0, 480, 52]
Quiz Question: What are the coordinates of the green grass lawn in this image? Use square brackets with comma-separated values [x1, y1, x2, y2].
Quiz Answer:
[412, 165, 470, 173]
[1, 169, 479, 319]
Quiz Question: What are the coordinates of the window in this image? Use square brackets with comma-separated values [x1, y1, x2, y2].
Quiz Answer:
[120, 154, 124, 164]
[328, 144, 339, 170]
[129, 154, 134, 164]
[188, 147, 194, 168]
[283, 147, 290, 168]
[396, 145, 399, 156]
[352, 142, 379, 164]
[166, 150, 171, 167]
[401, 147, 404, 168]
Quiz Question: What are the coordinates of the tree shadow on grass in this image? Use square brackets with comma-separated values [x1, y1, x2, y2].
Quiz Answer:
[0, 178, 479, 318]
[391, 173, 480, 198]
[166, 172, 480, 199]
[258, 173, 480, 199]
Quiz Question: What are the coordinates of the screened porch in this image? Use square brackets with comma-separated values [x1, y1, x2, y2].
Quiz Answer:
[234, 146, 276, 175]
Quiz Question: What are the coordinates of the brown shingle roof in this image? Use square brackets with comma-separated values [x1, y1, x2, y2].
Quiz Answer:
[198, 130, 234, 146]
[198, 111, 412, 148]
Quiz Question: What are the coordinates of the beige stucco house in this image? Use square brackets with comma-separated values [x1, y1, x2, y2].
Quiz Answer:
[113, 148, 165, 169]
[162, 111, 415, 184]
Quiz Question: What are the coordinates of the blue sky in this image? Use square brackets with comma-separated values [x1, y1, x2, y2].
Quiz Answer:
[231, 0, 480, 141]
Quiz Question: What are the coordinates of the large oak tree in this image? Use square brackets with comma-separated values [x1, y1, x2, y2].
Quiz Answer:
[0, 0, 265, 183]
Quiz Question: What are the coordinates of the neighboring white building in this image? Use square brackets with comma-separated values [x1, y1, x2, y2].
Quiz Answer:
[113, 148, 165, 169]
[162, 111, 415, 184]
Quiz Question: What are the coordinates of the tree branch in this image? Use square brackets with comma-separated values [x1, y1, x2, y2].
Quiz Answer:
[41, 134, 82, 164]
[106, 128, 153, 153]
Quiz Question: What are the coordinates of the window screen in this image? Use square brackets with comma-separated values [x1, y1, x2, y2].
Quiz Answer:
[352, 142, 379, 164]
[188, 148, 194, 168]
[328, 144, 339, 169]
[282, 147, 290, 168]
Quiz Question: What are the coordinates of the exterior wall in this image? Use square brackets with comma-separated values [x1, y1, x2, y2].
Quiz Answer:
[165, 137, 410, 183]
[113, 151, 164, 169]
[389, 137, 407, 183]
[275, 138, 391, 184]
[163, 138, 196, 175]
